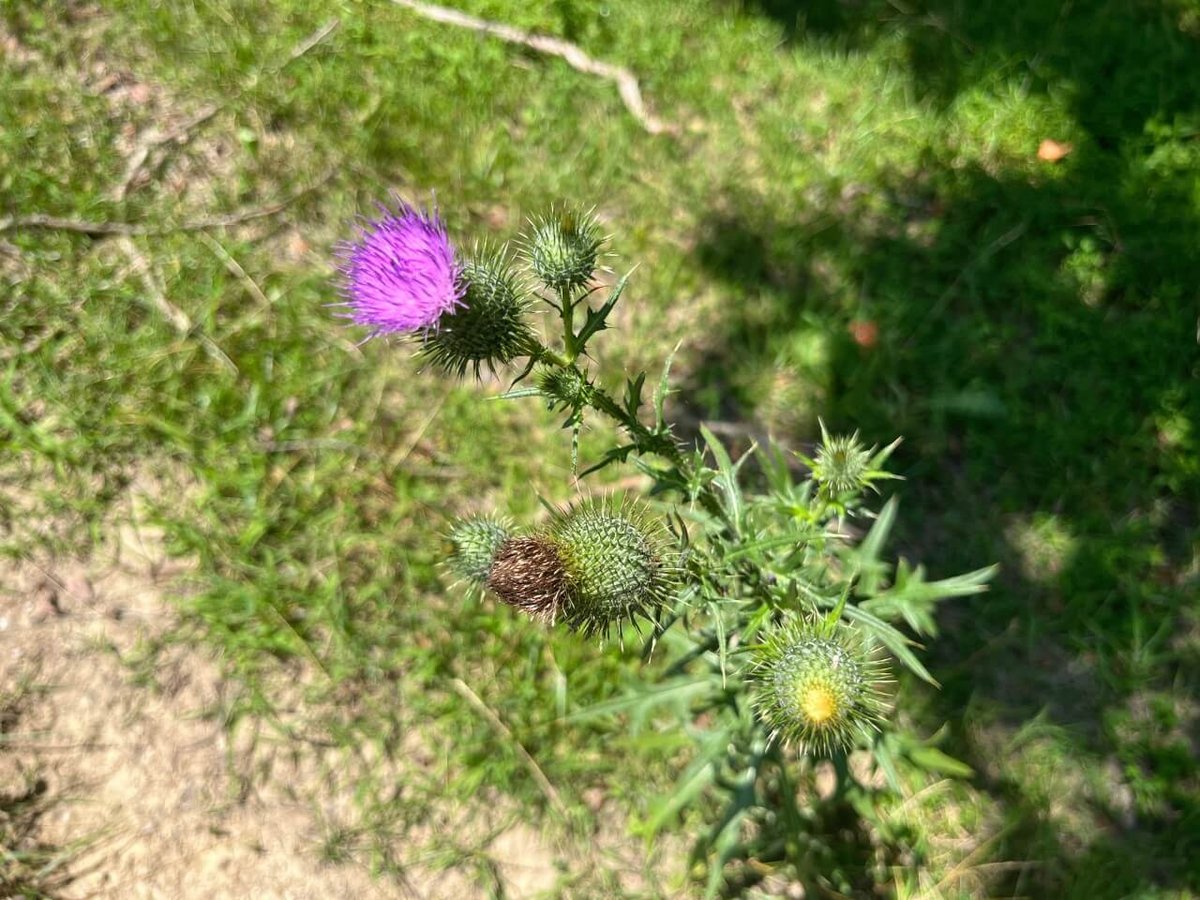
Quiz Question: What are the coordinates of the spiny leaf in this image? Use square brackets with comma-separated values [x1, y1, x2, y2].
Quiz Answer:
[654, 341, 681, 430]
[573, 267, 634, 349]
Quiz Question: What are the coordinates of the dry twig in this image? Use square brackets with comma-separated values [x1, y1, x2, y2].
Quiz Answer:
[389, 0, 675, 136]
[450, 677, 569, 818]
[113, 19, 340, 200]
[1, 170, 333, 238]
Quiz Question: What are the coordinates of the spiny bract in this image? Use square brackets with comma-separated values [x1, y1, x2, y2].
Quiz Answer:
[547, 498, 676, 637]
[446, 515, 512, 585]
[750, 618, 891, 754]
[523, 206, 605, 293]
[811, 427, 873, 496]
[421, 245, 536, 378]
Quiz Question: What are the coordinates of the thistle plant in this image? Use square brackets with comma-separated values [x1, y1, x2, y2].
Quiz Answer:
[335, 199, 996, 896]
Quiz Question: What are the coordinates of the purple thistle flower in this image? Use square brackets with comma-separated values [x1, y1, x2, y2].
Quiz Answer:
[336, 200, 464, 337]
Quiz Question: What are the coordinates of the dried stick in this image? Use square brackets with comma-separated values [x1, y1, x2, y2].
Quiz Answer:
[116, 236, 238, 373]
[0, 170, 332, 237]
[389, 0, 675, 136]
[450, 677, 569, 818]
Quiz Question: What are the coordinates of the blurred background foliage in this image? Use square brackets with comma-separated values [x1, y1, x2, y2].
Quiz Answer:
[1, 0, 1196, 895]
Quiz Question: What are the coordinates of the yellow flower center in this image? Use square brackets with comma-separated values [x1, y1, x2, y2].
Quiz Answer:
[798, 684, 838, 725]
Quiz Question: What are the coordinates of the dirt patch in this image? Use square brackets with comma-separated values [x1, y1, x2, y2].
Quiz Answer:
[0, 496, 567, 899]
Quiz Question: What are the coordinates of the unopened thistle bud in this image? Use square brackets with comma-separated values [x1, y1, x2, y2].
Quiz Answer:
[811, 423, 873, 496]
[750, 619, 891, 754]
[447, 515, 512, 585]
[535, 365, 594, 409]
[547, 498, 677, 637]
[523, 206, 605, 293]
[420, 245, 537, 378]
[473, 499, 676, 635]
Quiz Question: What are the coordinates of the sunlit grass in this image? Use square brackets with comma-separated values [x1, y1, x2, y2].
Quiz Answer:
[3, 0, 1197, 894]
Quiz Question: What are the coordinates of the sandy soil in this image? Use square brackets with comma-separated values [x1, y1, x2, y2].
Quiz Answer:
[0, 501, 565, 899]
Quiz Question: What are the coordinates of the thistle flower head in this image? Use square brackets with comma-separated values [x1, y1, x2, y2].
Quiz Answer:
[337, 200, 463, 337]
[522, 205, 605, 293]
[459, 498, 677, 635]
[420, 245, 537, 378]
[446, 515, 512, 585]
[547, 497, 677, 637]
[750, 618, 891, 754]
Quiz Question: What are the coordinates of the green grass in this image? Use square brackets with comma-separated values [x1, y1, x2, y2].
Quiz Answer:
[2, 0, 1197, 896]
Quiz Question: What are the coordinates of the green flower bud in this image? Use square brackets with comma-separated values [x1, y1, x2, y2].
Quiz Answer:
[811, 423, 873, 496]
[464, 499, 677, 635]
[535, 364, 594, 409]
[421, 245, 537, 378]
[547, 498, 677, 637]
[750, 619, 891, 754]
[523, 206, 605, 293]
[447, 515, 512, 585]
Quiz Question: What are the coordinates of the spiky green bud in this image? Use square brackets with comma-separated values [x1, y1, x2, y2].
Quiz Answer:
[547, 498, 676, 637]
[462, 499, 677, 635]
[811, 424, 873, 496]
[421, 246, 537, 378]
[447, 515, 512, 585]
[523, 206, 605, 293]
[750, 619, 891, 754]
[536, 365, 594, 409]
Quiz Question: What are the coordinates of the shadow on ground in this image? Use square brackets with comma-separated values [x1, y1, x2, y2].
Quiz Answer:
[694, 1, 1199, 895]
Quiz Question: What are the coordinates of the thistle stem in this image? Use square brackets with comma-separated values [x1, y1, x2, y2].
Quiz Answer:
[536, 346, 572, 368]
[587, 383, 727, 521]
[535, 284, 729, 522]
[559, 287, 579, 362]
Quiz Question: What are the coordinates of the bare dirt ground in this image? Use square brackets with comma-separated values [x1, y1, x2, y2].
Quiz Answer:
[0, 495, 565, 899]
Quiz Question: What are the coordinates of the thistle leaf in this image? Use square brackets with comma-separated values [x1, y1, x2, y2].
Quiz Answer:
[700, 425, 748, 537]
[851, 496, 898, 595]
[654, 341, 681, 430]
[574, 267, 634, 349]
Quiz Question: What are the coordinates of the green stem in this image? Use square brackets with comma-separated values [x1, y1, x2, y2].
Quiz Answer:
[536, 345, 572, 368]
[588, 384, 727, 521]
[559, 286, 579, 362]
[531, 291, 729, 524]
[590, 386, 677, 460]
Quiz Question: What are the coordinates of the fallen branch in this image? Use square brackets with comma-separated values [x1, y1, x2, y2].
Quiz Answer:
[1, 170, 333, 237]
[450, 677, 568, 818]
[113, 19, 340, 201]
[389, 0, 675, 136]
[116, 236, 238, 373]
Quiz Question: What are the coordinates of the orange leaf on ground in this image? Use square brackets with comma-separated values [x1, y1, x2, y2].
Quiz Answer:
[848, 320, 879, 349]
[1037, 139, 1073, 162]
